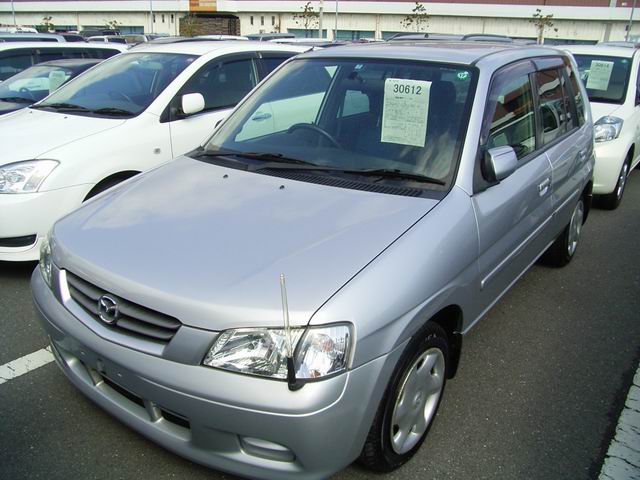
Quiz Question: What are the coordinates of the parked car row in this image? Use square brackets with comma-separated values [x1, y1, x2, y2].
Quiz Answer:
[0, 37, 636, 480]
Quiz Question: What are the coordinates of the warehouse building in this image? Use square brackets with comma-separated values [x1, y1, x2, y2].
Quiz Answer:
[0, 0, 639, 43]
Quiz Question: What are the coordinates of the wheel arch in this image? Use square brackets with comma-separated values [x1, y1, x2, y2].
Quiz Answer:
[427, 305, 463, 379]
[84, 170, 141, 201]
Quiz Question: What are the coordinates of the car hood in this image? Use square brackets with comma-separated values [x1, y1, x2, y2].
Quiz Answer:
[0, 108, 125, 164]
[589, 101, 623, 122]
[52, 156, 440, 331]
[0, 100, 27, 116]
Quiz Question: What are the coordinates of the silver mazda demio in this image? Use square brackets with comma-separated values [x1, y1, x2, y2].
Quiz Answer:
[33, 43, 594, 479]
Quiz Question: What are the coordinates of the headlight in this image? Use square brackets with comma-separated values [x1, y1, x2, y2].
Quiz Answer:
[39, 233, 52, 288]
[594, 116, 623, 143]
[203, 324, 353, 381]
[0, 160, 59, 194]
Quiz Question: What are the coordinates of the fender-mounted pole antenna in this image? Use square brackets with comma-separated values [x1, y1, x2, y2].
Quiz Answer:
[280, 273, 302, 391]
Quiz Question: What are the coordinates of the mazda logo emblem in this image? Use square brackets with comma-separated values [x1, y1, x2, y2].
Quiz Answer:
[97, 295, 120, 325]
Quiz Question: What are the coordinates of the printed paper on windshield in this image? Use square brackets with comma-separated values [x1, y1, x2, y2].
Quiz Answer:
[586, 60, 614, 91]
[381, 78, 431, 148]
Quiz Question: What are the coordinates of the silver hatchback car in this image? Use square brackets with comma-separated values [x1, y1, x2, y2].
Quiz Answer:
[33, 43, 594, 479]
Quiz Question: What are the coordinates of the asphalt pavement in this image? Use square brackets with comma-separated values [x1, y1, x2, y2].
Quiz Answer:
[1, 171, 639, 480]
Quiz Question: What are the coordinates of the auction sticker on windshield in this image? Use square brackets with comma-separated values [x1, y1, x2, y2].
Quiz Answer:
[586, 60, 614, 91]
[381, 78, 431, 148]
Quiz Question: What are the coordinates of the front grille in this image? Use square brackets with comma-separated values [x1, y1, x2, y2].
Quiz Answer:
[0, 234, 37, 248]
[66, 271, 182, 344]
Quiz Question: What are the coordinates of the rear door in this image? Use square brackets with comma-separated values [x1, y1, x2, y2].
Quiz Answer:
[163, 53, 259, 156]
[537, 57, 592, 235]
[472, 60, 554, 309]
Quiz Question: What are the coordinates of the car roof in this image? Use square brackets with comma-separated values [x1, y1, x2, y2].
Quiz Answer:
[0, 33, 65, 42]
[126, 40, 310, 56]
[36, 58, 103, 68]
[562, 44, 637, 58]
[297, 41, 565, 68]
[0, 41, 126, 52]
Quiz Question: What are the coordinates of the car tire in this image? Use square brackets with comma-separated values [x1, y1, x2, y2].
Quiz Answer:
[542, 196, 585, 268]
[359, 322, 449, 472]
[599, 157, 630, 210]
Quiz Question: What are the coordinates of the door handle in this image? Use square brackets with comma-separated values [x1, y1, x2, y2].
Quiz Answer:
[251, 112, 272, 122]
[538, 177, 551, 196]
[578, 149, 587, 161]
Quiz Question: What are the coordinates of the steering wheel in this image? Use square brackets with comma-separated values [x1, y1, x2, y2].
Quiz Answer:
[108, 90, 133, 104]
[19, 87, 36, 101]
[287, 123, 342, 149]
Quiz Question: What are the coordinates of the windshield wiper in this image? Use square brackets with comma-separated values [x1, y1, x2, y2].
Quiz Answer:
[193, 149, 317, 166]
[253, 162, 445, 185]
[88, 107, 135, 117]
[31, 102, 89, 112]
[0, 96, 32, 103]
[341, 168, 446, 185]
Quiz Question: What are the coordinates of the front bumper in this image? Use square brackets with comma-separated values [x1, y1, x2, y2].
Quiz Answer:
[32, 268, 401, 480]
[0, 185, 89, 261]
[593, 139, 629, 195]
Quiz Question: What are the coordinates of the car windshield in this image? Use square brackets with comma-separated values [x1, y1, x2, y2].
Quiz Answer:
[203, 58, 476, 188]
[573, 54, 632, 104]
[35, 52, 197, 117]
[0, 64, 80, 103]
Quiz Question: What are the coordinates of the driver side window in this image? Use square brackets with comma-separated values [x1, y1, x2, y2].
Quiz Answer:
[485, 68, 536, 160]
[172, 57, 258, 120]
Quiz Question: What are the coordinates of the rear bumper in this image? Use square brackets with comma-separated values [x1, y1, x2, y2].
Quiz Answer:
[32, 267, 401, 480]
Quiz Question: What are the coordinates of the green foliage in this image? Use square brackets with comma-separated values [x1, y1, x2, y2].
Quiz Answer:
[402, 2, 429, 33]
[294, 2, 319, 31]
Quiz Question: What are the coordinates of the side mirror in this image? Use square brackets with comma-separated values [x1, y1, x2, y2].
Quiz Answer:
[484, 146, 518, 182]
[181, 93, 205, 116]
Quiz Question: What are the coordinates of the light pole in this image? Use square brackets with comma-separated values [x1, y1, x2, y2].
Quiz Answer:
[149, 0, 154, 33]
[318, 0, 323, 38]
[11, 0, 17, 27]
[627, 0, 637, 42]
[334, 0, 339, 40]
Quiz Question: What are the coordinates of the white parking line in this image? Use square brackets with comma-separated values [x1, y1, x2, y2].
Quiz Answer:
[599, 366, 640, 480]
[0, 347, 54, 385]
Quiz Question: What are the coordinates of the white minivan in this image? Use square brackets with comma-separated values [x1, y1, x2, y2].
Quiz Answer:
[0, 41, 307, 261]
[565, 44, 640, 209]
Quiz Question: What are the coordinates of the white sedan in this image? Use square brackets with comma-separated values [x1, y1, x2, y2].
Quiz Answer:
[565, 44, 640, 209]
[0, 41, 307, 261]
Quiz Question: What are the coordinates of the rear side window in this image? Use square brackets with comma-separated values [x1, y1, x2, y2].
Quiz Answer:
[565, 61, 586, 127]
[485, 66, 536, 160]
[0, 50, 34, 81]
[260, 55, 295, 76]
[536, 68, 570, 145]
[177, 57, 258, 114]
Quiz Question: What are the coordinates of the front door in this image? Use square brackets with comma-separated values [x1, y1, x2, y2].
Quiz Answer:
[472, 60, 554, 311]
[166, 54, 259, 156]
